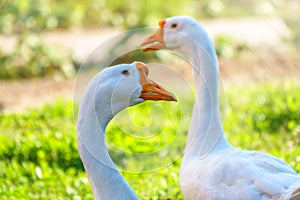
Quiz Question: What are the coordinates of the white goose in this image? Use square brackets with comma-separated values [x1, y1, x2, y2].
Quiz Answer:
[76, 61, 176, 200]
[141, 16, 300, 200]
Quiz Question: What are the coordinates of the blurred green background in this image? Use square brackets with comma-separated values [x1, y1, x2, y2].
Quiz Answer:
[0, 0, 299, 79]
[0, 0, 299, 199]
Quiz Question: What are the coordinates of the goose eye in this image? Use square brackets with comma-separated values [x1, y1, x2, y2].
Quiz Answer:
[121, 69, 130, 76]
[170, 23, 178, 29]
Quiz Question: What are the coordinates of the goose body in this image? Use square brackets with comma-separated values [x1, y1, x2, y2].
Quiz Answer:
[141, 16, 300, 200]
[76, 61, 176, 199]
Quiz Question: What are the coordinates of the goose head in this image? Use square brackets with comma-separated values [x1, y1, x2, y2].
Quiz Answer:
[94, 61, 176, 113]
[141, 16, 212, 56]
[78, 61, 176, 134]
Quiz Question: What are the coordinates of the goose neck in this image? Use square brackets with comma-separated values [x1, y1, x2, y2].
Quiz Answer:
[76, 78, 138, 199]
[183, 40, 232, 160]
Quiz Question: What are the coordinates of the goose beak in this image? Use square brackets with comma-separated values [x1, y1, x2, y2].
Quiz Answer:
[136, 62, 176, 102]
[140, 20, 166, 52]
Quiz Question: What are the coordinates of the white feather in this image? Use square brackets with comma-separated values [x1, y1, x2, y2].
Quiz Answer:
[158, 16, 300, 200]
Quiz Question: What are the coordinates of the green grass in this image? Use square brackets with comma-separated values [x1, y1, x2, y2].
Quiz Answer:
[0, 83, 300, 199]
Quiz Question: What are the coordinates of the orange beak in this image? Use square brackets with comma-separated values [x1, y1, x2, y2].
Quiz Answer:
[136, 62, 176, 101]
[140, 19, 166, 52]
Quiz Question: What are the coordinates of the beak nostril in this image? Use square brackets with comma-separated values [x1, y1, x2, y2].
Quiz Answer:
[159, 19, 166, 28]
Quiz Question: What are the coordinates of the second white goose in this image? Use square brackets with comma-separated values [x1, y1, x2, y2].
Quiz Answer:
[141, 16, 300, 200]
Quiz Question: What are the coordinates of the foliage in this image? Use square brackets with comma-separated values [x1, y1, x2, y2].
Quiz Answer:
[0, 0, 297, 79]
[0, 83, 300, 199]
[282, 15, 300, 51]
[0, 100, 89, 199]
[0, 32, 75, 80]
[0, 0, 283, 34]
[224, 83, 300, 162]
[214, 34, 252, 58]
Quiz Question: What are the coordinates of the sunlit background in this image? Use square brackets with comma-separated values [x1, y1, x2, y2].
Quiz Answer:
[0, 0, 299, 199]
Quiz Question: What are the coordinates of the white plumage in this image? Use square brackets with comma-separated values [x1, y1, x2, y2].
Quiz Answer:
[76, 61, 176, 199]
[141, 16, 300, 200]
